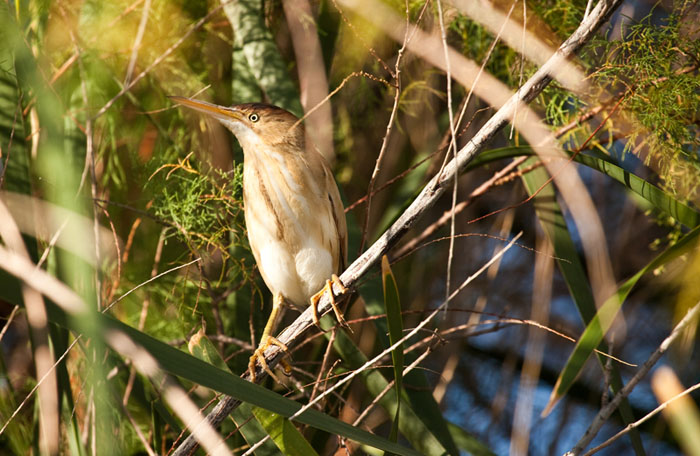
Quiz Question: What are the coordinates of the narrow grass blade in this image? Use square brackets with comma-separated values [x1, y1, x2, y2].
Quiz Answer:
[521, 157, 646, 454]
[49, 325, 86, 456]
[188, 327, 306, 456]
[324, 316, 450, 456]
[381, 255, 404, 443]
[252, 408, 320, 456]
[446, 421, 496, 456]
[344, 194, 462, 455]
[43, 304, 422, 456]
[546, 223, 700, 413]
[469, 147, 700, 228]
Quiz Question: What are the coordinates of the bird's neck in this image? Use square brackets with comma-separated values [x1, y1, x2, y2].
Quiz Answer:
[242, 140, 322, 208]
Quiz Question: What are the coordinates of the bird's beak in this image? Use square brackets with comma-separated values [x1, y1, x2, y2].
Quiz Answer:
[169, 96, 244, 122]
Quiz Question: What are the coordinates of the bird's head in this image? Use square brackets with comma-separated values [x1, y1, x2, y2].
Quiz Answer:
[170, 96, 305, 153]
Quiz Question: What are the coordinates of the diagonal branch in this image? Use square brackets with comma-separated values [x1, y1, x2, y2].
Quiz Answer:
[170, 1, 623, 454]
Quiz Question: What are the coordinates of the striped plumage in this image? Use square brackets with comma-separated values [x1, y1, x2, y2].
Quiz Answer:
[170, 97, 348, 380]
[235, 104, 346, 308]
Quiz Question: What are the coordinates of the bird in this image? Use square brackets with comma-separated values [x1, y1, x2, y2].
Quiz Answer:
[170, 96, 348, 381]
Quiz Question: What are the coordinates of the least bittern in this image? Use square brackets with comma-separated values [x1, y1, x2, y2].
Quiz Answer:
[170, 97, 348, 381]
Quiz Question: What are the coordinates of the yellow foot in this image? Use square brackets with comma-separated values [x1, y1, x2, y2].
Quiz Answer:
[248, 336, 291, 383]
[310, 274, 350, 331]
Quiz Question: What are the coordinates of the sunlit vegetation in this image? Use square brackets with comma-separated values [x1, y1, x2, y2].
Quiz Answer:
[1, 0, 699, 454]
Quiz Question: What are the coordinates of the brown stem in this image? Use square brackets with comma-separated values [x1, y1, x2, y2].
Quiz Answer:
[170, 1, 624, 454]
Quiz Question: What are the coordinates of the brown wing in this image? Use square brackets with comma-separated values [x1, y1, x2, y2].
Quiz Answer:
[322, 161, 348, 272]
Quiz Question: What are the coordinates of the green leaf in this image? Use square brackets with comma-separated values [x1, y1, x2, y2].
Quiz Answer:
[44, 304, 422, 456]
[187, 326, 309, 456]
[575, 151, 700, 228]
[252, 408, 320, 456]
[381, 255, 404, 444]
[323, 315, 450, 456]
[344, 194, 463, 456]
[520, 157, 646, 454]
[187, 326, 229, 371]
[0, 36, 30, 195]
[548, 223, 700, 412]
[0, 4, 34, 306]
[469, 146, 700, 229]
[446, 421, 496, 456]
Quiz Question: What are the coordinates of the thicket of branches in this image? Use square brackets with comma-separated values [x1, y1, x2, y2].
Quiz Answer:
[1, 0, 699, 455]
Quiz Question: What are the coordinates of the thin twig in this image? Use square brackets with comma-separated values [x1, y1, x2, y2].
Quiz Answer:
[124, 0, 152, 86]
[357, 0, 413, 254]
[93, 2, 228, 120]
[329, 0, 394, 77]
[310, 328, 338, 405]
[509, 0, 528, 140]
[351, 344, 433, 429]
[570, 299, 700, 455]
[396, 311, 634, 367]
[103, 258, 202, 313]
[0, 338, 80, 436]
[393, 155, 528, 259]
[171, 2, 623, 453]
[585, 380, 700, 455]
[284, 234, 521, 424]
[344, 151, 436, 212]
[0, 93, 21, 188]
[436, 0, 460, 307]
[121, 400, 159, 456]
[290, 71, 390, 133]
[78, 45, 102, 311]
[0, 305, 20, 344]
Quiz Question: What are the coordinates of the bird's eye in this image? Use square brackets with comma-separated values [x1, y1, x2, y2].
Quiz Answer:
[249, 113, 259, 122]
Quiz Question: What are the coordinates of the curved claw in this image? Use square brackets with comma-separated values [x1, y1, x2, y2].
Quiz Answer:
[310, 274, 351, 331]
[248, 336, 291, 383]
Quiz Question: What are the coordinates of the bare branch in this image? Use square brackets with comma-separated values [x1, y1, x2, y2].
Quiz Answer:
[570, 299, 700, 455]
[170, 1, 623, 454]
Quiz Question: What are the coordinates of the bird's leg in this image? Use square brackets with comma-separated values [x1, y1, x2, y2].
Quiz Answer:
[310, 274, 350, 330]
[248, 293, 292, 383]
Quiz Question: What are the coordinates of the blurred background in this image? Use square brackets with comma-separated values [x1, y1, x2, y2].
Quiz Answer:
[1, 0, 699, 454]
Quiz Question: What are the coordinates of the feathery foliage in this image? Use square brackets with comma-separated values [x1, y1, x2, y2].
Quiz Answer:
[1, 0, 699, 455]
